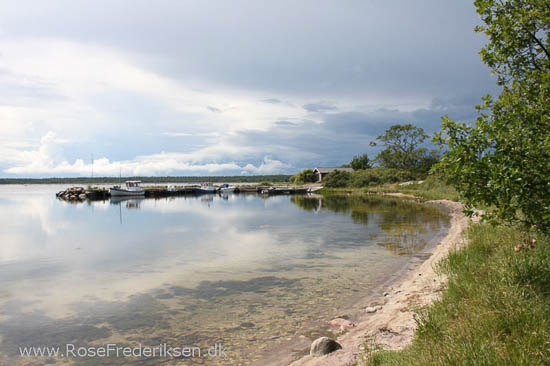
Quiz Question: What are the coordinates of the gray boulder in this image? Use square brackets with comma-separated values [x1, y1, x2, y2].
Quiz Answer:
[310, 337, 342, 357]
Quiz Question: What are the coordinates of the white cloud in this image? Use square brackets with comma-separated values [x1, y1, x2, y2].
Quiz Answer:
[4, 132, 291, 176]
[0, 37, 460, 178]
[0, 37, 311, 133]
[0, 38, 333, 176]
[161, 132, 220, 137]
[0, 2, 497, 177]
[242, 157, 291, 174]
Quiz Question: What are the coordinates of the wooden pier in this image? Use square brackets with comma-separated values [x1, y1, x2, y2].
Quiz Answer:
[56, 185, 316, 202]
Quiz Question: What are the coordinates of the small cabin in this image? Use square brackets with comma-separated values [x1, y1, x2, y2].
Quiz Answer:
[313, 167, 354, 182]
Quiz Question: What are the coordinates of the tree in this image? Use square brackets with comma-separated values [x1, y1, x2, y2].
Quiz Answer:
[474, 0, 549, 85]
[372, 124, 438, 175]
[350, 153, 371, 170]
[435, 0, 550, 230]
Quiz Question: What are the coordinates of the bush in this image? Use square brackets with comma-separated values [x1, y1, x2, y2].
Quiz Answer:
[350, 169, 381, 187]
[350, 168, 415, 188]
[323, 170, 352, 188]
[290, 169, 317, 184]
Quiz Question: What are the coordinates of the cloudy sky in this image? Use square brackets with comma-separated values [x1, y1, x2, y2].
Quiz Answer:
[0, 0, 497, 177]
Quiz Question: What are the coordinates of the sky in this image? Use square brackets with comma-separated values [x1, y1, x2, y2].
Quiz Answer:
[0, 0, 498, 177]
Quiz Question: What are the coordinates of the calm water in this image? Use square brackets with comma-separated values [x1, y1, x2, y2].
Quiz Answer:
[0, 185, 449, 365]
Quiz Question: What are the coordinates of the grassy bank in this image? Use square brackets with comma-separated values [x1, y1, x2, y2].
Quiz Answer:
[365, 178, 459, 201]
[319, 177, 458, 202]
[365, 223, 550, 365]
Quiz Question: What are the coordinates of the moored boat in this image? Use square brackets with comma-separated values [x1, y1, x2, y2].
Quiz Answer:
[219, 183, 236, 193]
[110, 181, 145, 196]
[193, 182, 216, 194]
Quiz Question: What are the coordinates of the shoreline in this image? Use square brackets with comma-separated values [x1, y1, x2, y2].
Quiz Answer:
[258, 199, 470, 366]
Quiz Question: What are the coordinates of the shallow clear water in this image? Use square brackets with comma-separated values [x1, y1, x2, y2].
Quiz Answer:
[0, 185, 449, 365]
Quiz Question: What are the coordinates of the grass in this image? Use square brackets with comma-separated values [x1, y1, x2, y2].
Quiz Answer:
[365, 177, 459, 201]
[318, 177, 459, 202]
[366, 223, 550, 365]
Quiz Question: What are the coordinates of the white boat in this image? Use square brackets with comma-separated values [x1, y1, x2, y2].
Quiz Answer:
[219, 184, 236, 193]
[193, 182, 216, 194]
[110, 181, 145, 196]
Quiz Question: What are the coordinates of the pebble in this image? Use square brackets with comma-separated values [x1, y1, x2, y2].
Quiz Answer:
[328, 318, 355, 331]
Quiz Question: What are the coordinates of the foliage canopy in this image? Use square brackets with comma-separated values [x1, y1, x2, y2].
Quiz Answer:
[350, 153, 372, 170]
[373, 124, 438, 176]
[435, 0, 550, 230]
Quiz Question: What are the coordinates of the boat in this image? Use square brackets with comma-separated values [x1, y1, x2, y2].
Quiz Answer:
[219, 183, 236, 193]
[109, 181, 145, 196]
[193, 182, 216, 194]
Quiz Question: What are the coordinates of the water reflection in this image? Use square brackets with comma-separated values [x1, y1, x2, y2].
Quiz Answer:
[0, 186, 449, 365]
[110, 196, 145, 208]
[292, 195, 447, 255]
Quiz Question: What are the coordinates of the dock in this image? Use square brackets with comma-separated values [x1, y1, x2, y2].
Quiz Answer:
[56, 185, 316, 201]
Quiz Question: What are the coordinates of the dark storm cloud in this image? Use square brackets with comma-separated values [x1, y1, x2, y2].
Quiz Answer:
[0, 0, 494, 99]
[230, 93, 484, 169]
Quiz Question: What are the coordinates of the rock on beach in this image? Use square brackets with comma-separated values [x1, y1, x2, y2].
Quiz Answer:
[310, 337, 342, 357]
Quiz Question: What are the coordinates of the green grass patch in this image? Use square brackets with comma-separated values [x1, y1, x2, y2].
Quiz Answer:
[366, 224, 550, 365]
[366, 177, 459, 201]
[317, 187, 369, 196]
[318, 177, 458, 202]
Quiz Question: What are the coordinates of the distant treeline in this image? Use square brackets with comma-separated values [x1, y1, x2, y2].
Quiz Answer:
[0, 175, 292, 184]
